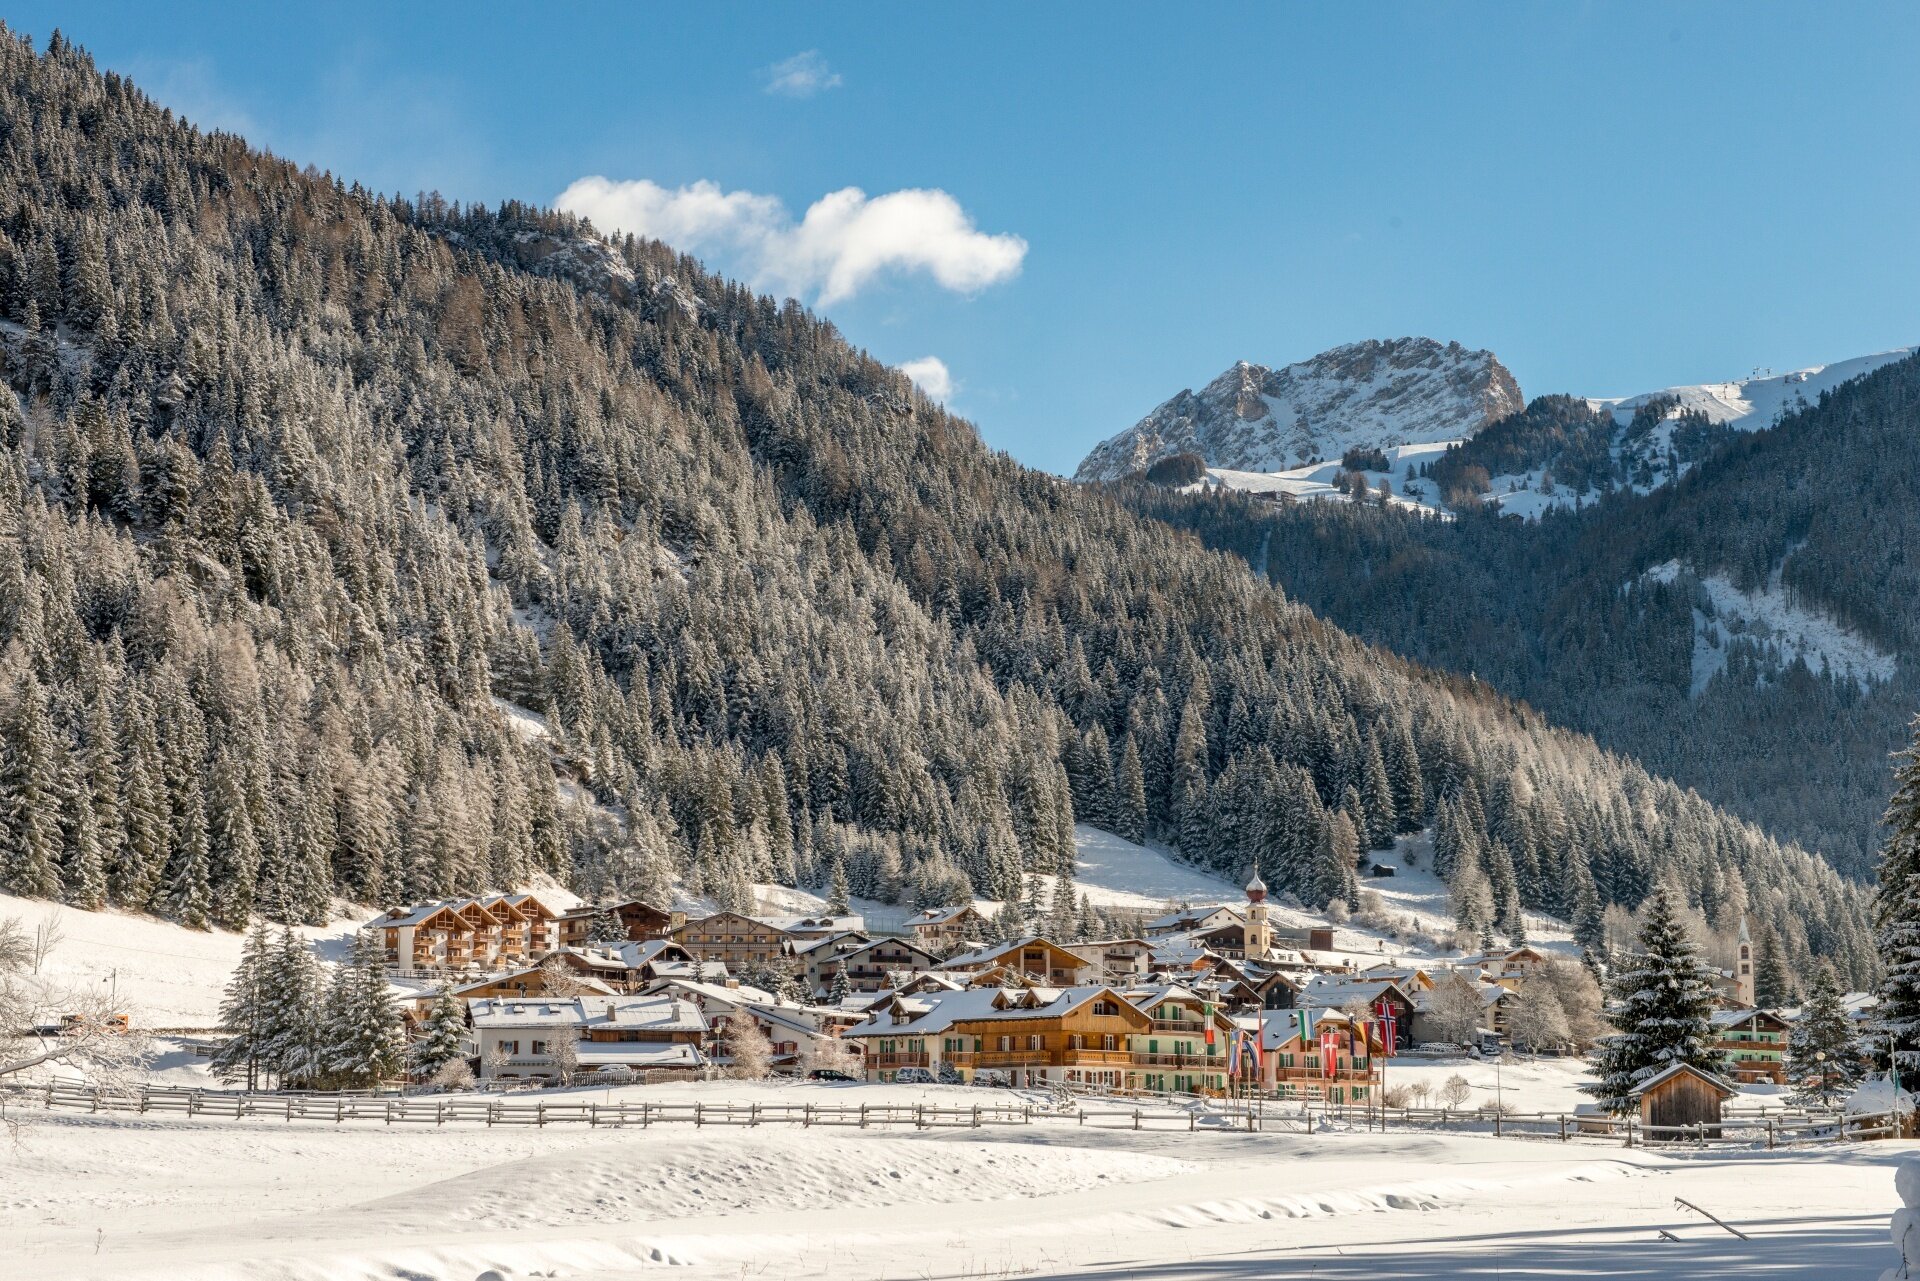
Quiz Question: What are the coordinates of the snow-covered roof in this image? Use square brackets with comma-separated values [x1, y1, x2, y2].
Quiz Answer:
[1709, 1008, 1788, 1030]
[1143, 904, 1243, 934]
[755, 914, 866, 935]
[843, 984, 1131, 1039]
[572, 1041, 704, 1069]
[1300, 975, 1410, 1008]
[942, 936, 1088, 971]
[469, 994, 706, 1034]
[648, 977, 776, 1006]
[1626, 1061, 1737, 1098]
[906, 905, 985, 926]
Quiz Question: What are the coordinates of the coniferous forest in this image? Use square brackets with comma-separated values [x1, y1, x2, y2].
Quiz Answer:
[1131, 356, 1920, 882]
[0, 30, 1874, 979]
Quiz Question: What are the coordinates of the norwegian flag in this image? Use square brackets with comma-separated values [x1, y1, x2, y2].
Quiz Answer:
[1374, 998, 1398, 1055]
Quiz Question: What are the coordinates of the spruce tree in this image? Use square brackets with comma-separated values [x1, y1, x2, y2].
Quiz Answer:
[1584, 886, 1720, 1114]
[411, 986, 469, 1081]
[1877, 713, 1920, 1075]
[260, 926, 323, 1088]
[1786, 963, 1860, 1108]
[211, 920, 273, 1089]
[321, 931, 405, 1088]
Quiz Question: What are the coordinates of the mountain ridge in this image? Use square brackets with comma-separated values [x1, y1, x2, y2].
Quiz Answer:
[1074, 337, 1522, 482]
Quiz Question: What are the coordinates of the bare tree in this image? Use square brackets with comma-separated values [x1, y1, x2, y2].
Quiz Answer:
[536, 956, 591, 999]
[28, 915, 62, 974]
[1506, 983, 1572, 1053]
[548, 1034, 581, 1086]
[0, 916, 149, 1090]
[725, 1016, 774, 1080]
[1534, 958, 1609, 1047]
[799, 1034, 862, 1077]
[1438, 1073, 1472, 1108]
[1426, 972, 1486, 1045]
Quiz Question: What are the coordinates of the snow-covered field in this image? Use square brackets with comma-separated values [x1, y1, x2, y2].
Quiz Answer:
[2, 1077, 1904, 1281]
[0, 892, 365, 1029]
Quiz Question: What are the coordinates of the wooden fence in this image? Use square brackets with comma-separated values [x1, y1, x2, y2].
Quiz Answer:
[6, 1079, 1894, 1149]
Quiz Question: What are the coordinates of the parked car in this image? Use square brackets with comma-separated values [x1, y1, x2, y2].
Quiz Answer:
[894, 1067, 933, 1084]
[807, 1068, 857, 1082]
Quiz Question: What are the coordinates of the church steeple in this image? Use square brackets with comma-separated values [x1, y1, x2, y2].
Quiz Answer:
[1244, 867, 1271, 959]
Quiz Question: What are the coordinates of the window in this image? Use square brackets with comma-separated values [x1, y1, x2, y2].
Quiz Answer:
[998, 1035, 1012, 1051]
[530, 1040, 547, 1055]
[1102, 1035, 1117, 1051]
[1092, 1000, 1119, 1016]
[501, 1039, 519, 1055]
[1027, 1034, 1043, 1051]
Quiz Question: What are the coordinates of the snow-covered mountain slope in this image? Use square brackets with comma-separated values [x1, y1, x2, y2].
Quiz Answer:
[1479, 347, 1919, 518]
[1640, 559, 1897, 697]
[1075, 338, 1523, 482]
[1201, 441, 1458, 517]
[1592, 347, 1917, 433]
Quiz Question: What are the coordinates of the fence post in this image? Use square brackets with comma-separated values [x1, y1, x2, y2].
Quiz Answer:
[695, 1102, 703, 1128]
[1559, 1114, 1567, 1142]
[1766, 1119, 1774, 1150]
[860, 1103, 869, 1130]
[972, 1105, 981, 1129]
[1494, 1109, 1501, 1138]
[1134, 1109, 1141, 1131]
[803, 1104, 812, 1128]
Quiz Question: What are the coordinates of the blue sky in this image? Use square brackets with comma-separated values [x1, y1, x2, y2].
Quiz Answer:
[15, 3, 1920, 474]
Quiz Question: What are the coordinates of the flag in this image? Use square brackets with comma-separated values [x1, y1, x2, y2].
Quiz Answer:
[1296, 1008, 1311, 1047]
[1203, 1001, 1216, 1046]
[1320, 1029, 1339, 1078]
[1226, 1028, 1240, 1078]
[1374, 999, 1398, 1055]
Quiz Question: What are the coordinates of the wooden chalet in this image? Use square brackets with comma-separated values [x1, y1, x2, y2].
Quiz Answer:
[805, 935, 941, 996]
[366, 894, 562, 974]
[1124, 983, 1238, 1095]
[1068, 938, 1157, 980]
[942, 936, 1099, 987]
[671, 911, 796, 968]
[556, 900, 682, 949]
[1143, 905, 1244, 938]
[1711, 1008, 1790, 1085]
[1256, 1008, 1383, 1104]
[904, 905, 993, 952]
[846, 985, 1152, 1089]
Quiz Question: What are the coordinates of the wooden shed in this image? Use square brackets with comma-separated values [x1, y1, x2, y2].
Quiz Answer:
[1629, 1061, 1736, 1138]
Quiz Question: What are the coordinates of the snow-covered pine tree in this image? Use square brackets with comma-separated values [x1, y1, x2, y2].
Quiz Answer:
[1877, 712, 1920, 1075]
[826, 855, 851, 915]
[260, 926, 324, 1088]
[1787, 962, 1861, 1108]
[320, 931, 405, 1089]
[411, 986, 469, 1082]
[829, 964, 852, 1006]
[1583, 885, 1720, 1114]
[211, 920, 273, 1089]
[1752, 925, 1794, 1008]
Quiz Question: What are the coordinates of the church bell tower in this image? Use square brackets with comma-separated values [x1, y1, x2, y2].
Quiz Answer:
[1244, 868, 1272, 960]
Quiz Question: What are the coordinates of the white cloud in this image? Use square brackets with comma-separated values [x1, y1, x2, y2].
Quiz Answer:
[556, 177, 1027, 306]
[762, 50, 842, 98]
[899, 356, 954, 401]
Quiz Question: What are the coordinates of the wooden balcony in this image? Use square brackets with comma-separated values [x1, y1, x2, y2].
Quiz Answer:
[1134, 1052, 1224, 1068]
[1060, 1049, 1132, 1067]
[873, 1052, 929, 1069]
[970, 1050, 1052, 1067]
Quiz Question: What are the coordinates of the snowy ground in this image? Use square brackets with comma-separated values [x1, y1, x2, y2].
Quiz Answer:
[2, 1076, 1903, 1281]
[0, 892, 365, 1029]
